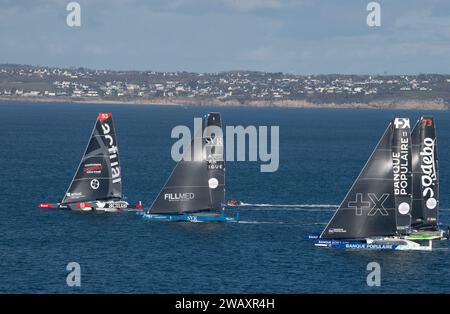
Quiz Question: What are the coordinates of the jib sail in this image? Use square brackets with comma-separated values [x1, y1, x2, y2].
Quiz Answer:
[62, 113, 122, 204]
[320, 118, 413, 239]
[411, 116, 439, 229]
[148, 112, 225, 214]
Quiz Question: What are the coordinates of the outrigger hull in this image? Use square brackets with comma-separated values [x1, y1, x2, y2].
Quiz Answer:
[140, 211, 239, 223]
[403, 229, 448, 241]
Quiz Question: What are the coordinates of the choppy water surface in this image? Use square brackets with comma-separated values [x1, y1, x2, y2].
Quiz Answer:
[0, 102, 449, 293]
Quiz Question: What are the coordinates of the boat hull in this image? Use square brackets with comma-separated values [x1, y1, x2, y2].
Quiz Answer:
[140, 211, 239, 223]
[404, 229, 448, 241]
[38, 200, 141, 212]
[309, 236, 433, 251]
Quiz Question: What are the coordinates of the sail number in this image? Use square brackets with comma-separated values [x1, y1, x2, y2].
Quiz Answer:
[422, 118, 433, 126]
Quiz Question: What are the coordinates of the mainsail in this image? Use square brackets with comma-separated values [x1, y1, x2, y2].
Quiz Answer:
[62, 113, 122, 204]
[411, 116, 439, 229]
[148, 112, 225, 214]
[320, 118, 413, 239]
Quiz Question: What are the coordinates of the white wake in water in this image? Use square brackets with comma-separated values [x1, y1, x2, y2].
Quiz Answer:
[231, 203, 338, 211]
[238, 220, 287, 225]
[237, 220, 327, 226]
[238, 202, 338, 208]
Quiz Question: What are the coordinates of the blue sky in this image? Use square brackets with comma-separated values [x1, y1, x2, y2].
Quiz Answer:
[1, 0, 450, 74]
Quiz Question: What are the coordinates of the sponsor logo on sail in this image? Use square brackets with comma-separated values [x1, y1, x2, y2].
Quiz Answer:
[83, 163, 102, 174]
[205, 136, 223, 147]
[204, 135, 224, 170]
[398, 202, 410, 215]
[171, 117, 279, 173]
[393, 118, 410, 129]
[392, 128, 409, 196]
[329, 228, 346, 234]
[420, 137, 437, 210]
[208, 178, 219, 189]
[101, 120, 121, 184]
[348, 193, 389, 216]
[90, 179, 100, 190]
[367, 193, 389, 216]
[66, 192, 84, 200]
[426, 198, 437, 210]
[164, 193, 195, 201]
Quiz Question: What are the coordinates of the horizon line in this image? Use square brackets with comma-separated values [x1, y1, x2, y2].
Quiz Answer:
[1, 63, 449, 77]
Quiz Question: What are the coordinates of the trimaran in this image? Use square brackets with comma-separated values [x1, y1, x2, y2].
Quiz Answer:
[310, 116, 448, 251]
[38, 113, 141, 212]
[140, 112, 238, 222]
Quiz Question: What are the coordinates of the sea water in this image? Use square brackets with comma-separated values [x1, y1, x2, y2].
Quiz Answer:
[0, 102, 449, 293]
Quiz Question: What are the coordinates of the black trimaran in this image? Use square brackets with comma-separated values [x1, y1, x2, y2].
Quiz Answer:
[311, 116, 448, 251]
[38, 113, 140, 212]
[141, 112, 238, 222]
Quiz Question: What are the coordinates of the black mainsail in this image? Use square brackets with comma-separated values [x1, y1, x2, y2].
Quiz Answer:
[148, 112, 225, 214]
[411, 116, 439, 229]
[320, 118, 413, 239]
[62, 113, 122, 204]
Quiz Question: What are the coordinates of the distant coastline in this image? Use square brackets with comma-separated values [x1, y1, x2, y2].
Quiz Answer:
[0, 96, 447, 110]
[2, 64, 450, 111]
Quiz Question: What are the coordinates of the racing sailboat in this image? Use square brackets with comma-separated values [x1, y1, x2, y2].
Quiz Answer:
[406, 116, 446, 240]
[310, 117, 446, 251]
[38, 113, 141, 212]
[141, 112, 238, 222]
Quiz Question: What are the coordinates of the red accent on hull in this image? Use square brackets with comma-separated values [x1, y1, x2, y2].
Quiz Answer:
[227, 200, 238, 206]
[38, 203, 53, 208]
